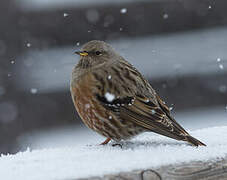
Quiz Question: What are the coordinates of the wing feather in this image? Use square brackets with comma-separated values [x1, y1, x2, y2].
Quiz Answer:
[120, 96, 188, 141]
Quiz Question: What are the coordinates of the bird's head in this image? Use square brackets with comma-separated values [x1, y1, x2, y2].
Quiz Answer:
[75, 40, 117, 68]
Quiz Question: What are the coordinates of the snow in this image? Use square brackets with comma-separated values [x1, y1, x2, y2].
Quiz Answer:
[26, 43, 31, 48]
[219, 85, 227, 93]
[7, 107, 226, 179]
[105, 92, 115, 102]
[163, 13, 168, 19]
[0, 126, 227, 180]
[107, 75, 112, 80]
[63, 13, 69, 17]
[86, 9, 99, 23]
[151, 109, 156, 115]
[30, 88, 38, 94]
[85, 103, 91, 109]
[120, 8, 127, 14]
[219, 64, 224, 69]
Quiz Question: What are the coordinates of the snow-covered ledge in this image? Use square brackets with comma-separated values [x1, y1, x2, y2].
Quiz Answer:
[0, 126, 227, 180]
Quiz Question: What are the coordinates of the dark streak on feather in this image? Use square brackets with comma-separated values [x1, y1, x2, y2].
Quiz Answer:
[111, 67, 125, 83]
[125, 68, 137, 86]
[93, 72, 105, 95]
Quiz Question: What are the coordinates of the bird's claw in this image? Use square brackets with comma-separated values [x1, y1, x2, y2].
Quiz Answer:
[112, 143, 123, 148]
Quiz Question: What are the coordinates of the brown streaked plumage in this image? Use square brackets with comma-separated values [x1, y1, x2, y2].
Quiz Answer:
[70, 40, 206, 147]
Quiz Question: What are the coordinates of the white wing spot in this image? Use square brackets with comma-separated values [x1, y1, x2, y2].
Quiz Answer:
[105, 92, 115, 102]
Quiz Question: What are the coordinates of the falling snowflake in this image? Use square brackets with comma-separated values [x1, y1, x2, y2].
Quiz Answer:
[108, 116, 112, 120]
[219, 64, 224, 70]
[219, 85, 227, 93]
[26, 43, 31, 47]
[151, 110, 156, 115]
[85, 104, 91, 109]
[105, 92, 115, 102]
[103, 15, 114, 28]
[63, 13, 69, 17]
[86, 9, 99, 24]
[119, 27, 123, 31]
[217, 58, 221, 62]
[107, 75, 112, 80]
[208, 5, 212, 9]
[76, 42, 80, 46]
[163, 13, 168, 19]
[30, 88, 38, 94]
[120, 8, 127, 14]
[162, 84, 167, 89]
[11, 60, 15, 64]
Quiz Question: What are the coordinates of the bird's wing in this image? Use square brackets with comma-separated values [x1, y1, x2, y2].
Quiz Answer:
[122, 95, 190, 139]
[93, 60, 189, 141]
[97, 93, 189, 141]
[155, 94, 189, 135]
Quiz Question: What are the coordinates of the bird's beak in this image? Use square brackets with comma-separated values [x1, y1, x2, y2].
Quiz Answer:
[74, 51, 89, 56]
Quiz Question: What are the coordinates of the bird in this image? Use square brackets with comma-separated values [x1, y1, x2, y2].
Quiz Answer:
[70, 40, 206, 147]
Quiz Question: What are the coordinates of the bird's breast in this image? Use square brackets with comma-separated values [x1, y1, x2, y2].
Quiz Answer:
[70, 73, 106, 131]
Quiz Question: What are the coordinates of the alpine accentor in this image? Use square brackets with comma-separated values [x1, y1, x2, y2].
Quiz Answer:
[70, 40, 206, 146]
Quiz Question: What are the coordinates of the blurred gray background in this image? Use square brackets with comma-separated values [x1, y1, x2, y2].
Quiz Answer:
[0, 0, 227, 153]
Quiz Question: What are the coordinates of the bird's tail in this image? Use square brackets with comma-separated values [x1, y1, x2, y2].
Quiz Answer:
[185, 135, 206, 146]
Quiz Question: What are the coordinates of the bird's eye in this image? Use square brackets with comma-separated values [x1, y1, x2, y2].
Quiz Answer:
[95, 51, 102, 56]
